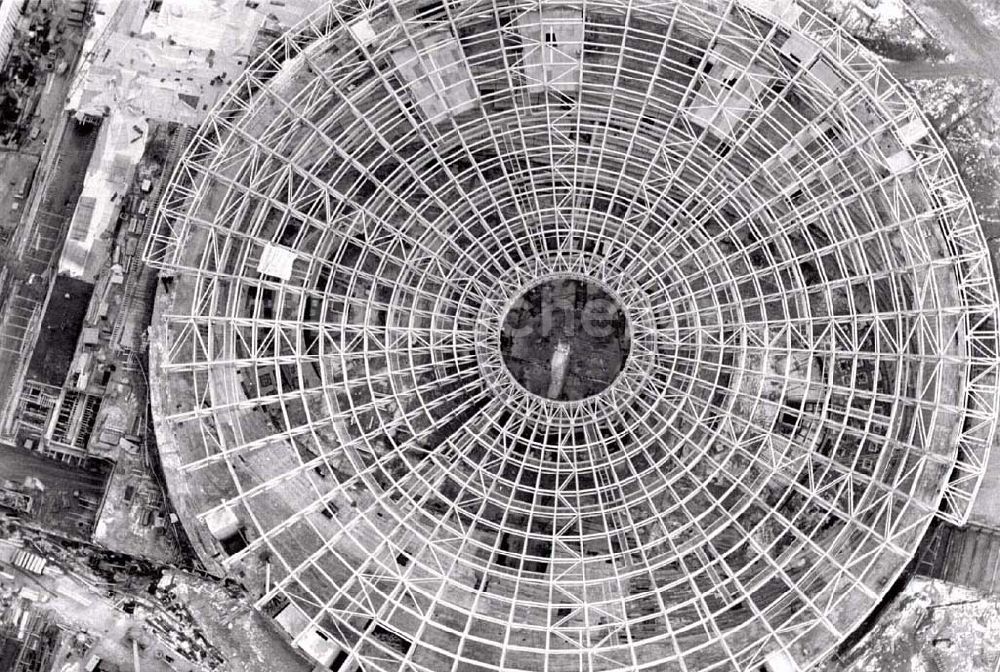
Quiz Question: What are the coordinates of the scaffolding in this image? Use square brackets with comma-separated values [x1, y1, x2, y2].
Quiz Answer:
[144, 0, 1000, 671]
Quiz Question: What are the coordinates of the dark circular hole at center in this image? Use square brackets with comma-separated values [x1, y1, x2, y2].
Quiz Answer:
[500, 278, 630, 401]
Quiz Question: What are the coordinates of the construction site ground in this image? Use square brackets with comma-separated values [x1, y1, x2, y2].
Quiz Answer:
[0, 538, 185, 672]
[92, 443, 184, 565]
[1, 523, 313, 672]
[0, 444, 107, 538]
[165, 571, 312, 672]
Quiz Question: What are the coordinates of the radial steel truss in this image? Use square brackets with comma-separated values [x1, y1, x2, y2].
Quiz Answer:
[145, 0, 1000, 670]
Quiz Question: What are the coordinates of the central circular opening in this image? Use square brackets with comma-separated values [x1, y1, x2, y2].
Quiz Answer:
[500, 277, 630, 401]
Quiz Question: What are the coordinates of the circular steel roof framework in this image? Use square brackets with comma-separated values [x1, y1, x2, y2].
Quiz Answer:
[146, 0, 1000, 670]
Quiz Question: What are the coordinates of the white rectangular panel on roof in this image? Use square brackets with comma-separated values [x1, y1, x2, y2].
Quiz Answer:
[767, 120, 832, 167]
[897, 118, 929, 147]
[258, 243, 296, 281]
[391, 31, 479, 123]
[763, 649, 800, 672]
[519, 8, 584, 93]
[885, 149, 917, 175]
[686, 65, 772, 139]
[275, 601, 310, 636]
[349, 17, 377, 46]
[808, 60, 846, 94]
[704, 46, 745, 81]
[205, 505, 242, 540]
[298, 628, 341, 666]
[779, 34, 820, 63]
